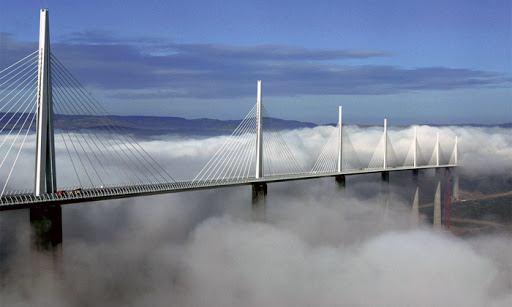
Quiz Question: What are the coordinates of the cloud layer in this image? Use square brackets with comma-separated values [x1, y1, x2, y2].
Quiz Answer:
[1, 125, 511, 306]
[1, 125, 510, 190]
[1, 32, 509, 99]
[1, 185, 510, 306]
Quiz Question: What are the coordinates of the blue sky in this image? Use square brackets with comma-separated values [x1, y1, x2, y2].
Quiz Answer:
[1, 0, 510, 124]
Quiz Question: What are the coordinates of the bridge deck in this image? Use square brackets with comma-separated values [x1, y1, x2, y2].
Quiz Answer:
[0, 165, 455, 210]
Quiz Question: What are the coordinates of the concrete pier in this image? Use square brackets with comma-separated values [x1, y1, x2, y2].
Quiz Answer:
[29, 205, 62, 280]
[453, 170, 459, 200]
[335, 175, 346, 189]
[411, 170, 419, 227]
[30, 205, 62, 251]
[381, 171, 390, 217]
[251, 183, 267, 221]
[433, 170, 442, 230]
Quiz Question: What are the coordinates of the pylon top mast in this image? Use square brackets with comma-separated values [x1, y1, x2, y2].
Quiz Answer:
[255, 80, 263, 179]
[35, 9, 57, 195]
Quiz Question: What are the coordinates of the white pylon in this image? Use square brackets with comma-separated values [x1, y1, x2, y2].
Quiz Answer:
[433, 174, 442, 230]
[337, 106, 343, 172]
[383, 119, 387, 169]
[255, 80, 263, 179]
[436, 132, 440, 167]
[452, 135, 459, 200]
[413, 127, 417, 167]
[453, 171, 459, 200]
[35, 9, 56, 196]
[454, 136, 458, 165]
[411, 186, 419, 226]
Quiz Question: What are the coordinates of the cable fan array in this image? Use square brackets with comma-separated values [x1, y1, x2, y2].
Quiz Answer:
[1, 49, 458, 202]
[311, 124, 363, 173]
[0, 50, 39, 196]
[192, 104, 303, 185]
[0, 52, 178, 195]
[367, 132, 400, 169]
[311, 125, 457, 174]
[50, 54, 176, 189]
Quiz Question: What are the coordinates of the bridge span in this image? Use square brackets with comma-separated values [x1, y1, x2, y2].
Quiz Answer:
[0, 9, 458, 211]
[0, 10, 458, 249]
[0, 165, 455, 210]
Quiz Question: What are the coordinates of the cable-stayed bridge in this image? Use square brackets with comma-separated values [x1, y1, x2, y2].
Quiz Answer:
[0, 9, 457, 212]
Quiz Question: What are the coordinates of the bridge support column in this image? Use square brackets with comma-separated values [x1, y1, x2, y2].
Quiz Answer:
[381, 171, 390, 215]
[30, 205, 62, 252]
[252, 183, 267, 221]
[335, 175, 345, 189]
[452, 135, 459, 200]
[443, 168, 452, 230]
[335, 106, 345, 191]
[436, 132, 440, 167]
[35, 9, 57, 196]
[336, 106, 343, 173]
[433, 169, 442, 230]
[453, 170, 459, 200]
[255, 80, 263, 179]
[30, 205, 62, 281]
[383, 119, 387, 169]
[413, 127, 418, 168]
[411, 170, 419, 227]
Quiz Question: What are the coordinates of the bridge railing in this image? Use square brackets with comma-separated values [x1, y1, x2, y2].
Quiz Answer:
[1, 164, 457, 208]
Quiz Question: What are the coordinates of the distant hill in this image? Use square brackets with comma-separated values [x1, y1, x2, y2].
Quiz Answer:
[93, 115, 318, 136]
[0, 113, 317, 136]
[417, 122, 512, 128]
[1, 113, 510, 136]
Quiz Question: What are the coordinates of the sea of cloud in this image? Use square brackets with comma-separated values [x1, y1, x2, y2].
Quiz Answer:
[1, 125, 511, 306]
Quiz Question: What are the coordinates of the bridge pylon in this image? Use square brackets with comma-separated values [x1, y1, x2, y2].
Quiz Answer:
[255, 80, 263, 179]
[411, 170, 420, 227]
[337, 106, 343, 172]
[335, 106, 345, 189]
[436, 132, 440, 167]
[413, 127, 418, 168]
[35, 9, 56, 196]
[433, 169, 442, 230]
[383, 119, 387, 169]
[252, 183, 267, 221]
[252, 80, 266, 219]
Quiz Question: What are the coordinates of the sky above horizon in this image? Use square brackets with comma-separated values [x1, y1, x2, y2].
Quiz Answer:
[0, 0, 510, 125]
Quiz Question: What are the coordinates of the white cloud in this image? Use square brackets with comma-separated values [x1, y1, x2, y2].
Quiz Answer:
[1, 125, 511, 306]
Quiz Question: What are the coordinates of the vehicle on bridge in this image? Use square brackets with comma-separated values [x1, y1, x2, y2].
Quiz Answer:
[56, 189, 82, 197]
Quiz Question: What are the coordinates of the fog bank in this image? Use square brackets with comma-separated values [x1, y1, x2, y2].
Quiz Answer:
[1, 125, 511, 306]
